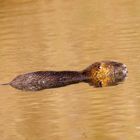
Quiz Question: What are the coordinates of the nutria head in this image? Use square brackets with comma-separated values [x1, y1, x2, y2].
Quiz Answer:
[82, 61, 128, 87]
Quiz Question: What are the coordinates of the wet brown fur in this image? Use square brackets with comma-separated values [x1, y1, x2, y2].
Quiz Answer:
[5, 61, 127, 91]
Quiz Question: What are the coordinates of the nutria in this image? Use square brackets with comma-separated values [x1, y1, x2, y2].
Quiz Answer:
[1, 61, 128, 91]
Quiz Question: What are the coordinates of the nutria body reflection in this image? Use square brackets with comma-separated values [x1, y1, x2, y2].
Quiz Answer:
[2, 61, 128, 91]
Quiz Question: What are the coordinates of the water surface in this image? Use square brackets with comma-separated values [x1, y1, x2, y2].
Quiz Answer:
[0, 0, 140, 140]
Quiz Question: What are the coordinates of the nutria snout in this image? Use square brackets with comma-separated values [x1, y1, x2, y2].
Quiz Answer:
[1, 61, 128, 91]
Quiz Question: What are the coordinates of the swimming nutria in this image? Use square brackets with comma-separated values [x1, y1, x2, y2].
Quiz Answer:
[1, 61, 128, 91]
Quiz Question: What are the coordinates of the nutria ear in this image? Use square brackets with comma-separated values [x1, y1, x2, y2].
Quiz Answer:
[86, 80, 102, 88]
[98, 81, 102, 87]
[82, 62, 101, 74]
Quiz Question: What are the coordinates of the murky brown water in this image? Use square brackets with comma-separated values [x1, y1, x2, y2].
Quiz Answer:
[0, 0, 140, 140]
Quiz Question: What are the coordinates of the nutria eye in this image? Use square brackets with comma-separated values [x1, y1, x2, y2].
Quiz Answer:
[98, 66, 102, 69]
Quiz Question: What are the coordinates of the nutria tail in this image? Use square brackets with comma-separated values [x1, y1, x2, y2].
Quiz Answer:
[0, 83, 10, 85]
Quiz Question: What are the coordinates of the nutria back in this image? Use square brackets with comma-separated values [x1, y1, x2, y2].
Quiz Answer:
[10, 71, 87, 91]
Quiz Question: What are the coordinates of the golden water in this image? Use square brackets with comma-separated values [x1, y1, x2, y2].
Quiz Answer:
[0, 0, 140, 140]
